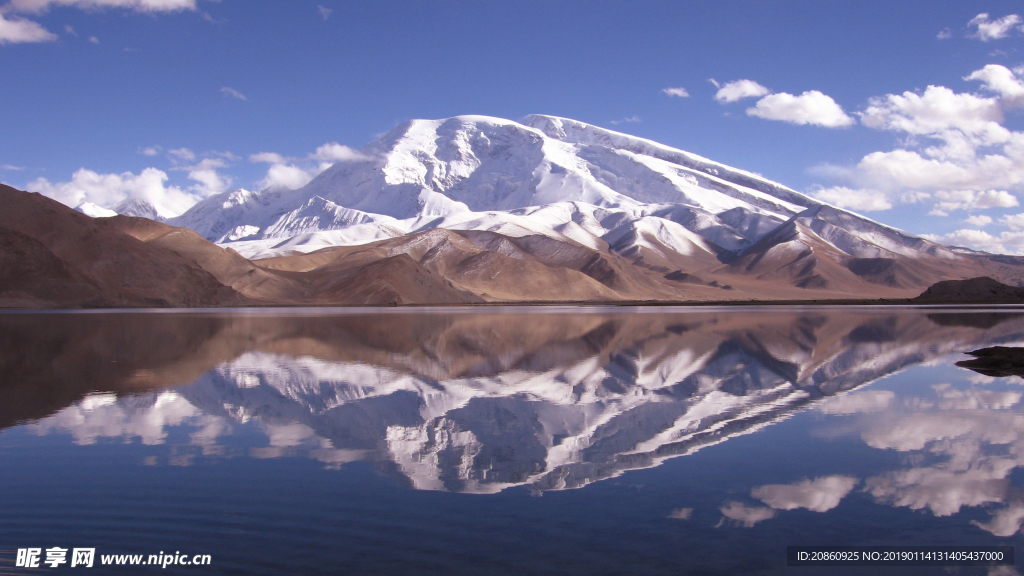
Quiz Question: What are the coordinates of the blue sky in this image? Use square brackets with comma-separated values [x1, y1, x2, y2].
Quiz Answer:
[2, 1, 1024, 251]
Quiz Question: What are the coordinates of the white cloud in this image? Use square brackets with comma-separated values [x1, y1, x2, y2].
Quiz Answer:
[843, 67, 1024, 218]
[317, 4, 331, 20]
[752, 476, 858, 513]
[1001, 213, 1024, 230]
[817, 390, 895, 415]
[924, 229, 1024, 254]
[714, 79, 770, 103]
[0, 164, 25, 170]
[718, 502, 775, 527]
[928, 189, 1018, 215]
[88, 35, 98, 43]
[859, 85, 1006, 145]
[747, 91, 854, 127]
[312, 142, 371, 163]
[30, 392, 213, 446]
[249, 152, 288, 164]
[220, 86, 247, 101]
[973, 499, 1024, 537]
[965, 214, 993, 226]
[866, 465, 1011, 516]
[260, 163, 315, 190]
[966, 64, 1024, 108]
[811, 186, 892, 211]
[667, 508, 692, 520]
[168, 147, 195, 162]
[609, 115, 641, 125]
[27, 167, 201, 215]
[5, 0, 197, 13]
[0, 12, 56, 43]
[185, 157, 230, 196]
[937, 28, 952, 40]
[967, 13, 1023, 42]
[662, 87, 689, 98]
[139, 145, 161, 156]
[249, 141, 371, 191]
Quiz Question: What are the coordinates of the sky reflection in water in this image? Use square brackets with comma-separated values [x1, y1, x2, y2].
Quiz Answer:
[3, 308, 1024, 575]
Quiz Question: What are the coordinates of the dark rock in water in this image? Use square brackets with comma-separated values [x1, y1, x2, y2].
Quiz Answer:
[664, 271, 704, 284]
[928, 313, 1022, 329]
[957, 346, 1024, 378]
[914, 277, 1024, 303]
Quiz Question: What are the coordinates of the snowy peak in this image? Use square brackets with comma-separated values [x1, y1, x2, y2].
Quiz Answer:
[158, 113, 1021, 299]
[75, 202, 117, 218]
[74, 199, 176, 221]
[114, 198, 177, 221]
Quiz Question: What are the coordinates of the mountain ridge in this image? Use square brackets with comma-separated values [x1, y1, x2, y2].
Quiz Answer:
[10, 114, 1024, 307]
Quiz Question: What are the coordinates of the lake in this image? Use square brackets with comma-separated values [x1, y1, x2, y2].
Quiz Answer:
[2, 306, 1023, 575]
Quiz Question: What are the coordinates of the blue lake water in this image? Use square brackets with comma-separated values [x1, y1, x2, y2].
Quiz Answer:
[2, 307, 1024, 575]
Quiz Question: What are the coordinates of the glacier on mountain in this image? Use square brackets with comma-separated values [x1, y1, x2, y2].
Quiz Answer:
[167, 114, 937, 264]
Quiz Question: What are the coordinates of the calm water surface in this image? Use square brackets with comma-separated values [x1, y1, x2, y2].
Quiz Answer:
[2, 307, 1024, 575]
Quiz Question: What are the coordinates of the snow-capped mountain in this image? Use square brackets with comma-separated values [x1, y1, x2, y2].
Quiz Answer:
[113, 198, 177, 221]
[75, 198, 176, 221]
[169, 114, 916, 264]
[160, 114, 1024, 302]
[74, 202, 118, 218]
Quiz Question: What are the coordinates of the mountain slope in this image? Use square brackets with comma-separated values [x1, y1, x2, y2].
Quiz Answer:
[162, 114, 1015, 300]
[0, 185, 242, 308]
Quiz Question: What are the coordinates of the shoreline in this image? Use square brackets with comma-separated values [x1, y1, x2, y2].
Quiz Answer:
[3, 298, 1024, 313]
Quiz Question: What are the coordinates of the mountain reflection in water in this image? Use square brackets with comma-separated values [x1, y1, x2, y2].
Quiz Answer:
[4, 308, 1024, 500]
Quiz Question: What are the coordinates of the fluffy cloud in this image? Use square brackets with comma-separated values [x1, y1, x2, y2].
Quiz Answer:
[966, 64, 1024, 108]
[747, 91, 855, 127]
[667, 508, 692, 520]
[185, 157, 231, 196]
[752, 476, 858, 513]
[823, 65, 1024, 229]
[714, 79, 770, 103]
[249, 152, 287, 164]
[313, 142, 371, 163]
[260, 163, 316, 190]
[811, 186, 892, 211]
[661, 87, 689, 98]
[4, 0, 197, 12]
[928, 189, 1018, 215]
[973, 499, 1024, 537]
[31, 392, 203, 446]
[965, 214, 993, 227]
[718, 501, 775, 527]
[0, 12, 55, 43]
[921, 229, 1024, 254]
[27, 167, 201, 215]
[317, 4, 331, 20]
[968, 13, 1023, 42]
[866, 464, 1012, 516]
[860, 85, 1007, 147]
[1001, 213, 1024, 230]
[837, 383, 1024, 531]
[251, 142, 373, 190]
[1, 0, 197, 46]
